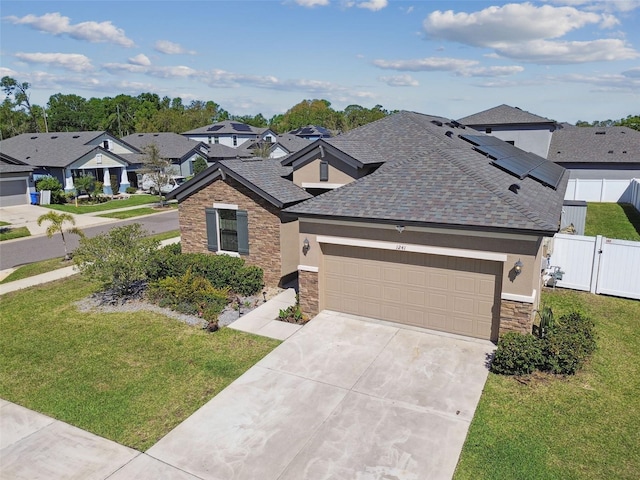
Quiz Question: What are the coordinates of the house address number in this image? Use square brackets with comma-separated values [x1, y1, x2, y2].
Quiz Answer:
[396, 244, 407, 251]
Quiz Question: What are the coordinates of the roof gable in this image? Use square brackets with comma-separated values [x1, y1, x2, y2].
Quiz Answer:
[122, 132, 205, 160]
[458, 104, 555, 126]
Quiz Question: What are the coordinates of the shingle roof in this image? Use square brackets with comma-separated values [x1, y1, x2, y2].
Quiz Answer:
[289, 125, 332, 138]
[0, 162, 34, 174]
[206, 143, 252, 159]
[285, 111, 567, 234]
[548, 126, 640, 164]
[183, 120, 263, 136]
[275, 133, 310, 153]
[0, 131, 113, 168]
[121, 133, 205, 160]
[458, 104, 555, 126]
[168, 158, 311, 208]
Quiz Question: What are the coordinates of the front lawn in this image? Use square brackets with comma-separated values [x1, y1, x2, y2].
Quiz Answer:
[98, 204, 177, 219]
[585, 203, 640, 241]
[455, 290, 640, 480]
[0, 226, 31, 241]
[45, 194, 158, 214]
[0, 277, 279, 451]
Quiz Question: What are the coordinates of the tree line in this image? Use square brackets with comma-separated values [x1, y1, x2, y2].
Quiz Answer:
[1, 76, 393, 140]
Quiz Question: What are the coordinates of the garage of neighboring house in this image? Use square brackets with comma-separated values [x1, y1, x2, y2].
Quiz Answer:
[321, 244, 503, 340]
[0, 162, 33, 207]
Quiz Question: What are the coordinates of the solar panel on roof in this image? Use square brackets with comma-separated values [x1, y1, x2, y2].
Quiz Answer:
[300, 128, 314, 135]
[207, 125, 223, 131]
[232, 123, 252, 132]
[529, 161, 564, 189]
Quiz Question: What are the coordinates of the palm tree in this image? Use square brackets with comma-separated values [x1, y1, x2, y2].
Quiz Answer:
[37, 212, 85, 261]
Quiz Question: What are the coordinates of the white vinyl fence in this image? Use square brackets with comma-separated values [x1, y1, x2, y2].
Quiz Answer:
[549, 234, 640, 300]
[631, 179, 640, 212]
[564, 178, 639, 203]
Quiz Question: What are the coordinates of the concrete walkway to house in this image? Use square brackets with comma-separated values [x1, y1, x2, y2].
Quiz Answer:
[1, 308, 494, 479]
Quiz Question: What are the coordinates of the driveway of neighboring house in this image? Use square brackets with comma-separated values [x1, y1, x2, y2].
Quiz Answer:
[142, 311, 494, 480]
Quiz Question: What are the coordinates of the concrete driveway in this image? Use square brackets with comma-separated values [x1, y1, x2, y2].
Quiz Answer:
[143, 311, 494, 480]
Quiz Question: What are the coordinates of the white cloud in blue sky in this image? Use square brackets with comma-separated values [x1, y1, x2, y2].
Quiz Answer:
[1, 1, 638, 123]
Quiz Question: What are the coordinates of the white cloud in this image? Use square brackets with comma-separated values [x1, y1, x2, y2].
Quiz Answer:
[373, 57, 478, 72]
[294, 0, 330, 7]
[5, 12, 134, 47]
[0, 67, 18, 77]
[496, 39, 638, 63]
[128, 54, 151, 66]
[423, 3, 638, 64]
[102, 62, 199, 78]
[559, 72, 640, 92]
[424, 3, 607, 46]
[623, 67, 640, 78]
[346, 0, 388, 11]
[462, 65, 525, 77]
[154, 40, 195, 55]
[378, 75, 419, 87]
[544, 0, 640, 13]
[14, 52, 94, 72]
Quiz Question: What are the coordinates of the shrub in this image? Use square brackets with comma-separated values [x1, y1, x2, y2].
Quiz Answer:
[147, 269, 228, 320]
[35, 175, 65, 204]
[540, 312, 596, 375]
[125, 186, 137, 194]
[146, 249, 263, 296]
[491, 332, 543, 376]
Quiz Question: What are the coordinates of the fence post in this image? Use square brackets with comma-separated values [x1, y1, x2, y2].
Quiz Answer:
[590, 235, 603, 294]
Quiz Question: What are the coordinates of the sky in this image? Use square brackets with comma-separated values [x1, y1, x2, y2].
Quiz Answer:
[1, 0, 639, 124]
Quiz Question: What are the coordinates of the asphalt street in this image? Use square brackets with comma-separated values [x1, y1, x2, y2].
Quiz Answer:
[0, 211, 178, 270]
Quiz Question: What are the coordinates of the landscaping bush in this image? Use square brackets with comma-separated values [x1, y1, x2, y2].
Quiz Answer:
[35, 175, 65, 204]
[541, 312, 596, 375]
[146, 248, 264, 296]
[125, 186, 137, 194]
[147, 269, 228, 321]
[491, 332, 543, 376]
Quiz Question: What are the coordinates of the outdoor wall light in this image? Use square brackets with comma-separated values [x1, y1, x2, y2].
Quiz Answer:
[514, 259, 524, 276]
[302, 237, 310, 256]
[395, 225, 405, 233]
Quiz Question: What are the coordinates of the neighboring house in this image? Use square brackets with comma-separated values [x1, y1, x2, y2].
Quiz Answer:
[289, 125, 332, 141]
[182, 120, 275, 149]
[547, 125, 640, 202]
[167, 158, 312, 287]
[239, 133, 310, 160]
[171, 110, 568, 343]
[0, 131, 138, 194]
[121, 132, 209, 177]
[0, 153, 34, 207]
[458, 104, 558, 158]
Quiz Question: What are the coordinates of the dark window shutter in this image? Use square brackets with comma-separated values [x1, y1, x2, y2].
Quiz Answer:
[205, 208, 218, 252]
[237, 210, 249, 255]
[319, 161, 329, 182]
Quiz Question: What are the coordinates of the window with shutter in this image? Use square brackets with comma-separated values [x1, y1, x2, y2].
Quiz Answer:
[205, 207, 249, 255]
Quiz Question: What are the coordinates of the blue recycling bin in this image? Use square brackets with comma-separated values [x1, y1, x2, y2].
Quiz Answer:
[30, 192, 40, 205]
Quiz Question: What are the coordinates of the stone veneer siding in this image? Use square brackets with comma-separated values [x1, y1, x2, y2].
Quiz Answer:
[299, 270, 319, 317]
[499, 299, 535, 336]
[178, 177, 283, 287]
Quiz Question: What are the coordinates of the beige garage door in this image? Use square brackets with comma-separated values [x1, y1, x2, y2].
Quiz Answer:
[322, 245, 502, 341]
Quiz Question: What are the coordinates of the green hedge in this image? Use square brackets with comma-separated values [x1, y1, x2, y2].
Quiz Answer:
[492, 311, 596, 376]
[147, 244, 264, 296]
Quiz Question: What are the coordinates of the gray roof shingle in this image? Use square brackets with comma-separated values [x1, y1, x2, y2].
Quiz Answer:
[121, 133, 205, 160]
[458, 104, 555, 126]
[548, 126, 640, 164]
[285, 111, 567, 234]
[183, 120, 265, 136]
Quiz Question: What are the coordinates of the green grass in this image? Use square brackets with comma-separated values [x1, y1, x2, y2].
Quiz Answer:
[585, 203, 640, 241]
[0, 276, 279, 451]
[98, 207, 159, 219]
[455, 290, 640, 480]
[45, 194, 158, 214]
[0, 257, 73, 284]
[0, 226, 31, 241]
[0, 221, 10, 226]
[0, 231, 180, 284]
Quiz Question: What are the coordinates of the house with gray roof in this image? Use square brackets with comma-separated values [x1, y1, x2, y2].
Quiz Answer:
[170, 110, 568, 342]
[167, 158, 312, 286]
[0, 131, 139, 195]
[182, 120, 275, 150]
[121, 132, 209, 177]
[289, 125, 332, 140]
[458, 104, 558, 158]
[548, 125, 640, 202]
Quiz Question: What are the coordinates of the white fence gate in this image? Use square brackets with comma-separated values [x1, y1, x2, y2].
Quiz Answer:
[564, 178, 639, 203]
[550, 234, 640, 300]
